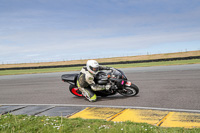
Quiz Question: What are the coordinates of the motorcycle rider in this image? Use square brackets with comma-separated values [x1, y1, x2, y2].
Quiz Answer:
[77, 60, 113, 102]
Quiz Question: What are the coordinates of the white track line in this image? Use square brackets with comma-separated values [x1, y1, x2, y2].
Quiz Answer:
[1, 104, 200, 113]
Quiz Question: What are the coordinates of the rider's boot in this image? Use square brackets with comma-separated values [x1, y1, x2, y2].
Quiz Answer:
[78, 88, 97, 102]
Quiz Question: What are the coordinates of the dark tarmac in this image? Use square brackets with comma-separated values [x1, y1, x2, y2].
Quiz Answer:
[0, 64, 200, 110]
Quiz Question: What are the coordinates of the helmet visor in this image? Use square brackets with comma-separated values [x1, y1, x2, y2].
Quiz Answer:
[89, 66, 99, 72]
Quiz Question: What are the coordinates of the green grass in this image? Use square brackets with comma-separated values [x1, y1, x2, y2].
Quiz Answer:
[106, 59, 200, 68]
[0, 114, 199, 133]
[0, 66, 83, 76]
[0, 59, 200, 76]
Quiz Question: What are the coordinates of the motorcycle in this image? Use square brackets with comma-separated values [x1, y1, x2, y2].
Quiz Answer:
[61, 68, 139, 98]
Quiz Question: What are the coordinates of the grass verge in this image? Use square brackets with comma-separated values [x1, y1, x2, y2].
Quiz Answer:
[1, 50, 200, 69]
[0, 59, 200, 76]
[0, 114, 199, 133]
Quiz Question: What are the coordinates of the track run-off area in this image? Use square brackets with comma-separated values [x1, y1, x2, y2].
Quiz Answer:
[0, 64, 200, 128]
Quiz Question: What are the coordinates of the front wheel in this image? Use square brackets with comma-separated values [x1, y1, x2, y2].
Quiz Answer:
[118, 84, 139, 97]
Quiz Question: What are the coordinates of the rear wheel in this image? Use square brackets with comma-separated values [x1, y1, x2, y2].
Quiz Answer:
[118, 84, 139, 97]
[69, 84, 83, 97]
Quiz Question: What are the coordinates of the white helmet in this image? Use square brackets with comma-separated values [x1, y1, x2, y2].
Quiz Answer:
[86, 60, 99, 75]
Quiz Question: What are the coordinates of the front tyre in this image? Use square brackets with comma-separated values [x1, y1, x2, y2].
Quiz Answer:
[118, 84, 139, 97]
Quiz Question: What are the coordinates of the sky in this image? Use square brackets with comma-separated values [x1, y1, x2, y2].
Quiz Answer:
[0, 0, 200, 64]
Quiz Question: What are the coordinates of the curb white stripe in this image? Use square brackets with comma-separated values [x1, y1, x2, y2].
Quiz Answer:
[1, 104, 200, 113]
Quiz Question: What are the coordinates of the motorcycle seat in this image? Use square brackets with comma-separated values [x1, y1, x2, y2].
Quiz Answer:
[61, 74, 79, 82]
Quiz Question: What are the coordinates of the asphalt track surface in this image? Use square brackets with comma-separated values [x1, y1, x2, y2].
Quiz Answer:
[0, 64, 200, 110]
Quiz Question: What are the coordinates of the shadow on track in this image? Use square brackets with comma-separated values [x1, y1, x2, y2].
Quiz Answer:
[71, 94, 140, 102]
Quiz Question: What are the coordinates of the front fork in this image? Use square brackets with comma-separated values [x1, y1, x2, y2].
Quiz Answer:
[117, 80, 132, 93]
[125, 81, 132, 87]
[121, 80, 132, 87]
[116, 80, 132, 90]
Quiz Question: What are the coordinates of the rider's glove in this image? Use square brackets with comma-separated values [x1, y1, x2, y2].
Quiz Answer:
[104, 84, 112, 91]
[106, 67, 114, 70]
[110, 67, 114, 70]
[109, 67, 115, 72]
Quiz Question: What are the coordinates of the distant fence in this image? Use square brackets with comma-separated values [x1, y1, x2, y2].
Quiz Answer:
[0, 56, 200, 71]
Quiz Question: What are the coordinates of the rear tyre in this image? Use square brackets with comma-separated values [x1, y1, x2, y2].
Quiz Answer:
[118, 84, 139, 97]
[69, 84, 83, 97]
